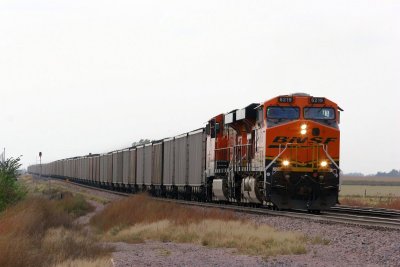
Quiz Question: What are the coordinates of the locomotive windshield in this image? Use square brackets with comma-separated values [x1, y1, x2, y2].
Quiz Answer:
[267, 106, 300, 119]
[304, 107, 335, 120]
[266, 106, 300, 127]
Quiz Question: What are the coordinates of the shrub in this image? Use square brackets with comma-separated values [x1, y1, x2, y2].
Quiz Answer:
[0, 157, 27, 212]
[56, 193, 95, 217]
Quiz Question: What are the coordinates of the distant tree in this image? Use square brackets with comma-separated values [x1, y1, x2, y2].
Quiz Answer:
[344, 172, 365, 177]
[375, 169, 400, 177]
[0, 157, 26, 212]
[132, 139, 152, 147]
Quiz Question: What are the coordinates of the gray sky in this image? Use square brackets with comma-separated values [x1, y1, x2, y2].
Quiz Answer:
[1, 0, 399, 174]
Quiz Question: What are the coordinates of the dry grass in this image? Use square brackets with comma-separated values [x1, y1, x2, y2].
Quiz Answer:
[0, 196, 111, 267]
[340, 185, 400, 197]
[21, 175, 110, 204]
[57, 193, 95, 217]
[91, 194, 309, 257]
[342, 175, 400, 183]
[91, 194, 237, 231]
[340, 196, 400, 210]
[54, 258, 113, 267]
[106, 219, 307, 257]
[340, 184, 400, 210]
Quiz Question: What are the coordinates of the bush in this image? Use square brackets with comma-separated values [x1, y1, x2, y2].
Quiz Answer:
[0, 157, 26, 211]
[56, 193, 95, 217]
[0, 196, 110, 267]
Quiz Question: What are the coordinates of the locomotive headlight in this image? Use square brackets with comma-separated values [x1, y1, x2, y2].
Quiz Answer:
[300, 129, 307, 135]
[300, 124, 307, 130]
[320, 160, 328, 167]
[282, 160, 290, 167]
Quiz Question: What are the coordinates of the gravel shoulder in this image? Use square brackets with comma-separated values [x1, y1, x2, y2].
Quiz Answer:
[243, 214, 400, 267]
[111, 241, 266, 267]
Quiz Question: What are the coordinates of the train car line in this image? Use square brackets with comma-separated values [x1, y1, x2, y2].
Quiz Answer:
[29, 93, 342, 212]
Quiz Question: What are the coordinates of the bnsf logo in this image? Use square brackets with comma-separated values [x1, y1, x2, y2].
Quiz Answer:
[272, 136, 337, 145]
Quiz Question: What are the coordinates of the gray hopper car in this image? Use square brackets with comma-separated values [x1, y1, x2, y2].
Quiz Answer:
[27, 128, 206, 199]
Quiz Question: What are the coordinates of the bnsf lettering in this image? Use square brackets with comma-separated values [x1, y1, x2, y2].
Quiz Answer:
[272, 136, 336, 145]
[323, 137, 337, 145]
[288, 137, 307, 143]
[272, 136, 288, 143]
[310, 137, 323, 143]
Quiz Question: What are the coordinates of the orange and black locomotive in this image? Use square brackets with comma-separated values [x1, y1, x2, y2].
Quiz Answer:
[206, 93, 341, 211]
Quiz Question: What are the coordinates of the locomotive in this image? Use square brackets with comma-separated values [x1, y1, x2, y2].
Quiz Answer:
[28, 93, 341, 211]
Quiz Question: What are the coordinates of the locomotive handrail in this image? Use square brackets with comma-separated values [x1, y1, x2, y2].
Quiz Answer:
[264, 143, 290, 171]
[214, 144, 253, 172]
[263, 143, 290, 197]
[322, 145, 342, 176]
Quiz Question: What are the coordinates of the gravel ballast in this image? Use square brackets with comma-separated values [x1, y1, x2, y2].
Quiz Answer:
[244, 214, 400, 266]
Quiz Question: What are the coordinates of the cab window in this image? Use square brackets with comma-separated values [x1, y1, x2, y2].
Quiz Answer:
[267, 106, 299, 119]
[266, 106, 299, 127]
[304, 107, 335, 120]
[210, 120, 216, 138]
[304, 107, 337, 128]
[208, 119, 221, 138]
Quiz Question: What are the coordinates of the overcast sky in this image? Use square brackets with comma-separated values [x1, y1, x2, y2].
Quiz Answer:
[1, 0, 399, 174]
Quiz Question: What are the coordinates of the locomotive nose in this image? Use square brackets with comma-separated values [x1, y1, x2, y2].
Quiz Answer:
[273, 120, 328, 169]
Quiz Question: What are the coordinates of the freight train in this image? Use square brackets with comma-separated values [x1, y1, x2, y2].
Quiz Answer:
[28, 93, 342, 212]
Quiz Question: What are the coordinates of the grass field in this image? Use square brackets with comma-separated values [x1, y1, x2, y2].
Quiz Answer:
[340, 185, 400, 197]
[342, 176, 400, 182]
[339, 184, 400, 209]
[341, 176, 400, 186]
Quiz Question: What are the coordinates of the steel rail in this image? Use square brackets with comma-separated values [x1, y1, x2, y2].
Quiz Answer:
[329, 205, 400, 218]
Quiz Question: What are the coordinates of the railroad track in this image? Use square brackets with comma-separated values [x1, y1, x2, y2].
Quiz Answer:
[162, 199, 400, 230]
[48, 177, 400, 230]
[330, 205, 400, 218]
